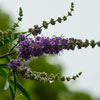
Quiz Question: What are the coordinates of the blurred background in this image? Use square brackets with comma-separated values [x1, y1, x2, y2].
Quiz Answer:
[0, 0, 100, 100]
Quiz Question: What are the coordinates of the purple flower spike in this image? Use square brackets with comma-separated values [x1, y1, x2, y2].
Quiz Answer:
[17, 35, 77, 60]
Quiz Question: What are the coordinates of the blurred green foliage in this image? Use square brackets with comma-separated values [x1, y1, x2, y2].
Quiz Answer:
[0, 9, 13, 31]
[0, 7, 100, 100]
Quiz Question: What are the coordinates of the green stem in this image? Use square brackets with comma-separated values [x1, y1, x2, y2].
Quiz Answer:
[9, 41, 19, 53]
[14, 73, 16, 92]
[14, 73, 16, 99]
[9, 85, 15, 100]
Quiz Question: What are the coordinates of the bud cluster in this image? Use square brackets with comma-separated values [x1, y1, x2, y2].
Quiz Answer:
[42, 2, 74, 29]
[28, 25, 42, 36]
[6, 57, 82, 83]
[0, 29, 12, 44]
[12, 7, 23, 31]
[21, 71, 82, 83]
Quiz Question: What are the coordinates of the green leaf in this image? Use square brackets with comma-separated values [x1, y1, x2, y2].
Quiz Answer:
[0, 58, 8, 64]
[0, 64, 9, 68]
[15, 32, 27, 35]
[0, 67, 9, 91]
[10, 33, 14, 40]
[0, 67, 7, 78]
[9, 80, 31, 100]
[6, 55, 10, 62]
[5, 35, 10, 41]
[0, 54, 11, 65]
[0, 32, 27, 47]
[4, 80, 9, 90]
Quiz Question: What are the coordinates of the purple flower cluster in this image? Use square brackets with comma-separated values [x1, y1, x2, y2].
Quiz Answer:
[7, 59, 22, 72]
[7, 58, 30, 75]
[17, 34, 76, 60]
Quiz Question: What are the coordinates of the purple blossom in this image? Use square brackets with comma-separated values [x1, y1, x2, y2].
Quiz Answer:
[19, 34, 26, 41]
[7, 59, 22, 72]
[17, 34, 76, 60]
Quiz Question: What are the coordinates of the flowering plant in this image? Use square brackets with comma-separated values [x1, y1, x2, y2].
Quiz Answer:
[0, 2, 99, 100]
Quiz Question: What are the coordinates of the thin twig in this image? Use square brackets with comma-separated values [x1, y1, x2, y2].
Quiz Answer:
[0, 51, 16, 59]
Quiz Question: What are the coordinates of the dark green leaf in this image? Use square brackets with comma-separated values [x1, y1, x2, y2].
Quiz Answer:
[0, 67, 7, 78]
[9, 80, 31, 100]
[6, 55, 11, 62]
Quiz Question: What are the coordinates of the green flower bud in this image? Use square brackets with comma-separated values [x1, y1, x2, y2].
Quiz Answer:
[76, 75, 79, 78]
[66, 77, 71, 81]
[42, 21, 48, 29]
[57, 17, 62, 23]
[70, 8, 74, 11]
[78, 72, 82, 75]
[90, 40, 96, 48]
[19, 7, 23, 16]
[50, 18, 56, 25]
[68, 12, 72, 16]
[63, 16, 67, 21]
[72, 76, 76, 80]
[30, 75, 36, 80]
[61, 76, 65, 81]
[18, 17, 22, 21]
[71, 2, 74, 8]
[28, 28, 33, 32]
[97, 41, 100, 47]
